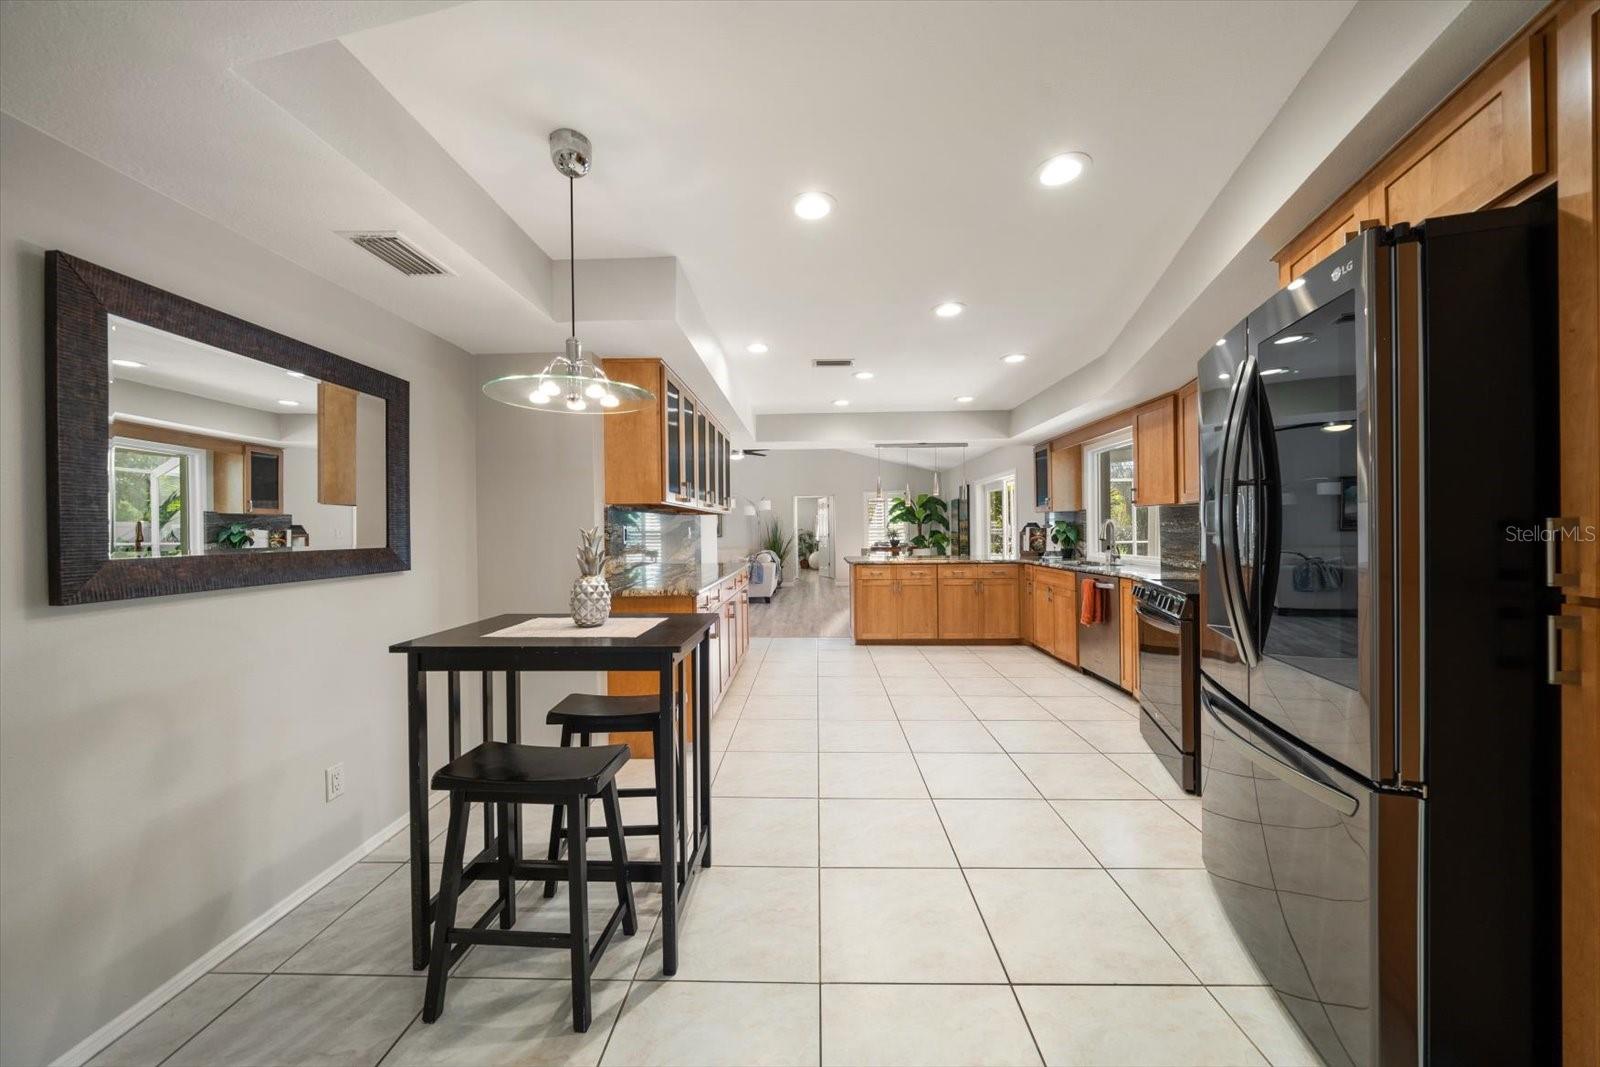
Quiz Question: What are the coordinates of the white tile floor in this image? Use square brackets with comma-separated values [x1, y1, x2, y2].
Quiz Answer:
[91, 639, 1324, 1067]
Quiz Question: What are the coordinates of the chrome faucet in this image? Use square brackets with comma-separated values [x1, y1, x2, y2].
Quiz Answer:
[1101, 519, 1121, 565]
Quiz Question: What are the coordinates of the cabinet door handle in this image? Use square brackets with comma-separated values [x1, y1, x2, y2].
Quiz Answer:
[1546, 517, 1580, 588]
[1548, 615, 1582, 686]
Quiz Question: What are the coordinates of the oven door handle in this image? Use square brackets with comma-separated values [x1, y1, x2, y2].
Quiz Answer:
[1134, 603, 1183, 632]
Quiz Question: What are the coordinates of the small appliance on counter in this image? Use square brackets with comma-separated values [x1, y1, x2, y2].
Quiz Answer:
[1019, 522, 1046, 558]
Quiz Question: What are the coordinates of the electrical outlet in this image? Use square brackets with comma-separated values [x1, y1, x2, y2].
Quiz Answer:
[325, 762, 346, 802]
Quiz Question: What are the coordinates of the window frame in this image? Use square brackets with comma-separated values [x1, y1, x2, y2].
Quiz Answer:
[1082, 429, 1159, 567]
[863, 491, 910, 550]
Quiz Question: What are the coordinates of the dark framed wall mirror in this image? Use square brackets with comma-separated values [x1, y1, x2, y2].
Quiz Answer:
[46, 252, 410, 605]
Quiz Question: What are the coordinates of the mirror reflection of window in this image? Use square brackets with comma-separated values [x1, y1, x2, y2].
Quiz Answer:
[104, 315, 386, 559]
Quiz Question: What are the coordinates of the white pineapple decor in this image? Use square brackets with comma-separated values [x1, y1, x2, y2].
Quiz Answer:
[570, 526, 612, 627]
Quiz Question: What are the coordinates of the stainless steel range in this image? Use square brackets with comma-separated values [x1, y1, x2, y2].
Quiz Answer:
[1132, 579, 1199, 793]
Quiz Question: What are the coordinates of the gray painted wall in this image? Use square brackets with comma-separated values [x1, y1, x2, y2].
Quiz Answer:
[720, 449, 936, 583]
[0, 116, 482, 1065]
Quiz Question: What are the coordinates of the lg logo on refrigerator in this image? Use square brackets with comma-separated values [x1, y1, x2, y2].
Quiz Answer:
[1330, 259, 1355, 282]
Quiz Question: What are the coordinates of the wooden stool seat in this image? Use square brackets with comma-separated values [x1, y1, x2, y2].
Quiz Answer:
[423, 740, 635, 1033]
[432, 740, 628, 798]
[545, 692, 663, 733]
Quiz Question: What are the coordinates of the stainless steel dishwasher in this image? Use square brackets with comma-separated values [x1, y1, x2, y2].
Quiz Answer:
[1075, 576, 1121, 684]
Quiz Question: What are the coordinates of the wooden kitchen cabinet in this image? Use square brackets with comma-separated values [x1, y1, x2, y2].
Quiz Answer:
[1049, 442, 1082, 512]
[1033, 446, 1051, 510]
[1029, 568, 1056, 653]
[852, 566, 939, 641]
[937, 572, 982, 640]
[603, 357, 732, 515]
[1119, 577, 1140, 695]
[1132, 395, 1179, 507]
[1275, 32, 1549, 285]
[1050, 573, 1079, 666]
[1020, 570, 1034, 644]
[981, 572, 1020, 640]
[1177, 379, 1200, 505]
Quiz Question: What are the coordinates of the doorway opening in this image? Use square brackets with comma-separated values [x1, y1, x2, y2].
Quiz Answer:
[974, 473, 1017, 560]
[792, 495, 835, 580]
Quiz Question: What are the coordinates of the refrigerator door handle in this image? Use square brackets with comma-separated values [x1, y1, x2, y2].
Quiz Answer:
[1203, 687, 1360, 817]
[1219, 357, 1260, 667]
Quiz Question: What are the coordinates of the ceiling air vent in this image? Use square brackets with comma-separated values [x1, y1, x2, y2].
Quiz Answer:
[812, 359, 854, 368]
[340, 231, 452, 277]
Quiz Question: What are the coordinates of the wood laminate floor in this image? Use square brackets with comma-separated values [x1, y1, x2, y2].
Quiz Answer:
[748, 569, 851, 638]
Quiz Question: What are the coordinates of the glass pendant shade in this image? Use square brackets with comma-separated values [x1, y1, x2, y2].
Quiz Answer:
[482, 129, 654, 416]
[482, 338, 652, 414]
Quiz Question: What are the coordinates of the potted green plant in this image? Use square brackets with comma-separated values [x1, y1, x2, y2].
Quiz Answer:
[760, 518, 794, 571]
[889, 494, 950, 557]
[796, 529, 819, 569]
[215, 522, 253, 550]
[1049, 521, 1080, 559]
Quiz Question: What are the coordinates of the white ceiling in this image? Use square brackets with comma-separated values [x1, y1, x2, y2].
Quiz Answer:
[109, 316, 322, 413]
[5, 0, 1513, 456]
[342, 0, 1354, 415]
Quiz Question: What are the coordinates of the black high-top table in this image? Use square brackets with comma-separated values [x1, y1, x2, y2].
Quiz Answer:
[389, 612, 717, 976]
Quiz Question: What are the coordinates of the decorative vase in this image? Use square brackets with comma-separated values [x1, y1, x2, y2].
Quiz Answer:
[570, 574, 611, 627]
[571, 525, 611, 627]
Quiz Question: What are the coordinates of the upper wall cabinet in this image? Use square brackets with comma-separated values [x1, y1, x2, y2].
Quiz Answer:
[1132, 394, 1179, 507]
[1178, 379, 1200, 505]
[1276, 33, 1549, 284]
[603, 357, 732, 514]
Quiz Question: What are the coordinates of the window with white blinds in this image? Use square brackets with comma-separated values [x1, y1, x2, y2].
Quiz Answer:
[863, 492, 909, 548]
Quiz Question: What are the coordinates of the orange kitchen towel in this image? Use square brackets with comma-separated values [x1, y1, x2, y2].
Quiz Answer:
[1079, 577, 1102, 625]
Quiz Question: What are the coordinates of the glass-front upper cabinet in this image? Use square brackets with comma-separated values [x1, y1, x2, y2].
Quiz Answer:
[696, 413, 708, 502]
[1033, 447, 1050, 510]
[683, 395, 698, 501]
[666, 379, 682, 499]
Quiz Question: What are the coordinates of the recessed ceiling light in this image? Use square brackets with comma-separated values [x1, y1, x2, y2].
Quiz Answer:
[746, 342, 769, 355]
[286, 370, 306, 378]
[1218, 372, 1231, 380]
[1286, 278, 1307, 291]
[853, 370, 874, 380]
[933, 301, 965, 318]
[1321, 421, 1353, 433]
[276, 399, 301, 407]
[110, 358, 144, 368]
[1259, 368, 1290, 376]
[1037, 152, 1091, 187]
[1002, 353, 1028, 364]
[954, 395, 975, 404]
[832, 398, 850, 407]
[1272, 335, 1309, 345]
[792, 192, 835, 220]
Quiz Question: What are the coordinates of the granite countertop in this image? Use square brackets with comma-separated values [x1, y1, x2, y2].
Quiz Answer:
[608, 559, 748, 598]
[844, 554, 1197, 590]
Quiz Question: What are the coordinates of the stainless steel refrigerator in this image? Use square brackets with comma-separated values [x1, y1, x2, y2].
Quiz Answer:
[1197, 200, 1559, 1066]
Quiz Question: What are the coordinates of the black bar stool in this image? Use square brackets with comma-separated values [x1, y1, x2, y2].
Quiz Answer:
[423, 741, 636, 1032]
[540, 693, 667, 897]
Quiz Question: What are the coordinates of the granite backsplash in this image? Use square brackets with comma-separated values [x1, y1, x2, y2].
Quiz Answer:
[1158, 503, 1200, 574]
[604, 506, 710, 571]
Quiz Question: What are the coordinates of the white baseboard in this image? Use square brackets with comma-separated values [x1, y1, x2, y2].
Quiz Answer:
[50, 808, 415, 1067]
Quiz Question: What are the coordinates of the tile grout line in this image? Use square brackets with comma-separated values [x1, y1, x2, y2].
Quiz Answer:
[908, 647, 1050, 1067]
[146, 972, 267, 1067]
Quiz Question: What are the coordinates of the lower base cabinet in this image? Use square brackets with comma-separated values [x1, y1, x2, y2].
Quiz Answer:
[607, 569, 749, 757]
[855, 561, 1129, 679]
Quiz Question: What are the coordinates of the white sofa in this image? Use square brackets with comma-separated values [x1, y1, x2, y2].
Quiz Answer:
[748, 550, 782, 601]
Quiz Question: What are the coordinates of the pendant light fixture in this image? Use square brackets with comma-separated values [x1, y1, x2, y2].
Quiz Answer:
[875, 446, 884, 504]
[932, 447, 940, 497]
[903, 446, 911, 503]
[482, 129, 654, 414]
